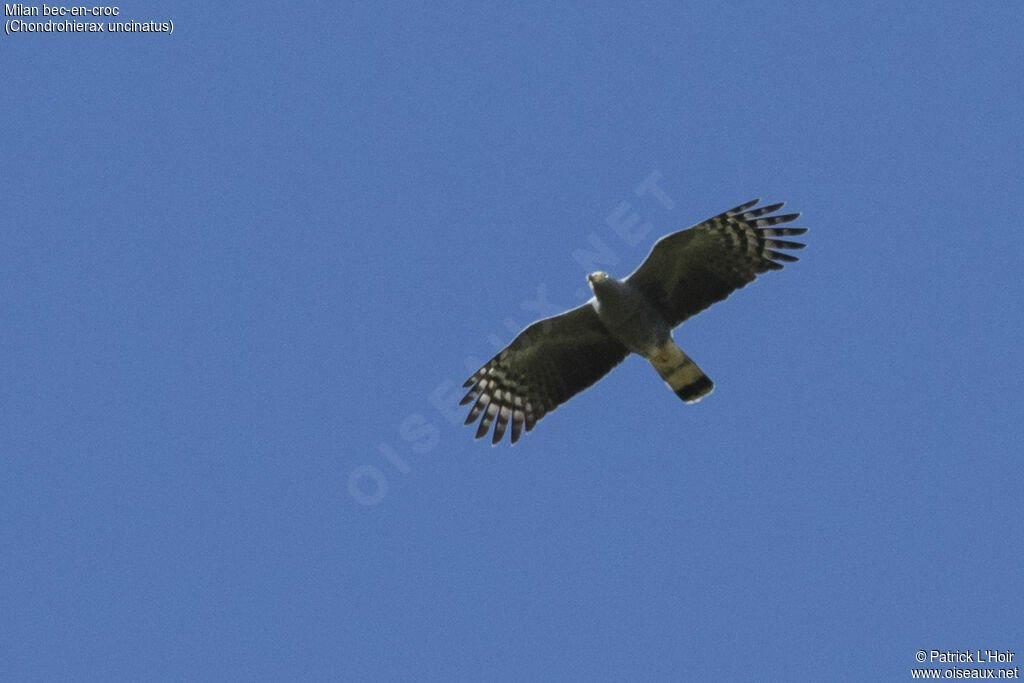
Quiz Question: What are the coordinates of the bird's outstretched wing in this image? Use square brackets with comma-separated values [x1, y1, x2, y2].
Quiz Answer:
[462, 303, 628, 445]
[626, 199, 807, 328]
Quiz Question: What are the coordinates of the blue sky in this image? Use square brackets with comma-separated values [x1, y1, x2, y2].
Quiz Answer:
[3, 2, 1022, 680]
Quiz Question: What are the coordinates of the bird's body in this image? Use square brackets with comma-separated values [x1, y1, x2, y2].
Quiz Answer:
[461, 199, 807, 444]
[587, 272, 712, 401]
[588, 273, 669, 355]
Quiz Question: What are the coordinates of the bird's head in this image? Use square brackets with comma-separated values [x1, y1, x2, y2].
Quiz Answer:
[587, 271, 610, 290]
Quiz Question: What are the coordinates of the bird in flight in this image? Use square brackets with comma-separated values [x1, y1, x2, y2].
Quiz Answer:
[461, 199, 807, 444]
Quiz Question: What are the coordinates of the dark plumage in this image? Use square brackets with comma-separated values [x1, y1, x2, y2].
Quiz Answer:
[461, 199, 807, 444]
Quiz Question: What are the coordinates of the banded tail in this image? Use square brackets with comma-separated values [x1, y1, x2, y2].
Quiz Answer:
[647, 339, 713, 403]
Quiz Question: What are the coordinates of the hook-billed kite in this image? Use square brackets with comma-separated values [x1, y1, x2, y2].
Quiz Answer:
[461, 199, 807, 444]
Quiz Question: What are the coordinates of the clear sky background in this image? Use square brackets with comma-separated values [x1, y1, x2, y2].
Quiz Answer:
[3, 2, 1022, 680]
